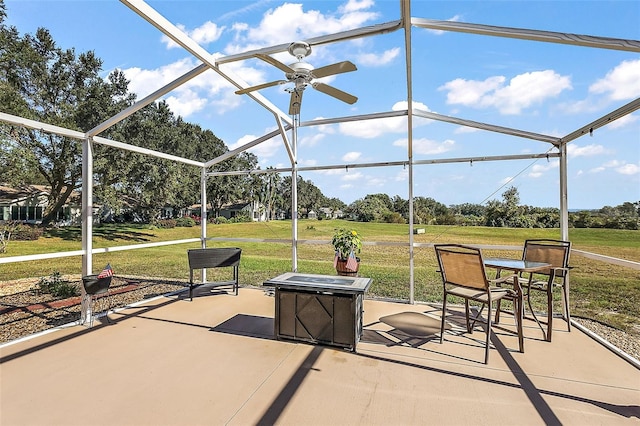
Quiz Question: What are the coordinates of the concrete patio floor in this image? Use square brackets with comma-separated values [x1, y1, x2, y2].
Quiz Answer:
[1, 286, 638, 425]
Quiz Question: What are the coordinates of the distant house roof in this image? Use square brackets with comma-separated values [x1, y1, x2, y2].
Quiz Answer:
[0, 184, 49, 204]
[221, 201, 252, 210]
[0, 184, 80, 205]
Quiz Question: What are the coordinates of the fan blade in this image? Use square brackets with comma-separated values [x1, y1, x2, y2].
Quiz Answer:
[312, 82, 357, 104]
[256, 54, 295, 73]
[312, 61, 357, 79]
[235, 80, 287, 95]
[289, 90, 304, 115]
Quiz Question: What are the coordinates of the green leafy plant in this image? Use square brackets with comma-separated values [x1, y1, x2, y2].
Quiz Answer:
[37, 272, 79, 298]
[331, 228, 362, 260]
[176, 217, 196, 227]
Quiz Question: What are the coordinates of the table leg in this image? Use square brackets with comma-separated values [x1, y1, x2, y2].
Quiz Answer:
[514, 277, 524, 353]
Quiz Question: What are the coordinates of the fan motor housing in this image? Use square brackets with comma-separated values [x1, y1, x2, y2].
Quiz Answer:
[286, 61, 314, 80]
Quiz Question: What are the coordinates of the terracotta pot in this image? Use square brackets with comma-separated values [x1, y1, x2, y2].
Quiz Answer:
[335, 257, 360, 276]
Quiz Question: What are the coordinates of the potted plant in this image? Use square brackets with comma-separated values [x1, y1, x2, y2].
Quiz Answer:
[331, 228, 362, 276]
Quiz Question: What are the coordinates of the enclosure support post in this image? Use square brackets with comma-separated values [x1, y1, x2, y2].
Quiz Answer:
[201, 166, 208, 282]
[81, 137, 94, 277]
[81, 137, 94, 324]
[559, 142, 569, 241]
[402, 0, 415, 304]
[291, 113, 299, 272]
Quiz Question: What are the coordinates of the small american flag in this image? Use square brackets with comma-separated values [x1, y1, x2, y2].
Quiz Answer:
[97, 263, 113, 279]
[346, 251, 358, 271]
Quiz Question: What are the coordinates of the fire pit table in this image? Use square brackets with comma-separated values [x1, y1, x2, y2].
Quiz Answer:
[264, 272, 373, 352]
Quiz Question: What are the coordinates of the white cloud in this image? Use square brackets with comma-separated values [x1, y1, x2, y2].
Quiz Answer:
[122, 57, 252, 117]
[395, 169, 408, 181]
[393, 138, 455, 155]
[342, 151, 362, 162]
[339, 101, 431, 138]
[439, 70, 572, 114]
[229, 133, 282, 158]
[164, 92, 208, 118]
[365, 177, 387, 187]
[616, 163, 640, 175]
[590, 59, 640, 101]
[357, 47, 400, 67]
[340, 115, 406, 138]
[161, 21, 225, 49]
[342, 171, 364, 181]
[608, 113, 638, 129]
[339, 0, 375, 13]
[567, 143, 608, 158]
[300, 132, 326, 147]
[454, 126, 480, 134]
[235, 2, 379, 47]
[528, 161, 558, 178]
[587, 160, 639, 176]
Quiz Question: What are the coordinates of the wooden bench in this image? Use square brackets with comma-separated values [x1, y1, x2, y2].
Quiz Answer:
[187, 248, 242, 300]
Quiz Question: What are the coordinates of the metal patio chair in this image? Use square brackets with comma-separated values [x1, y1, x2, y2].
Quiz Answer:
[435, 244, 518, 364]
[520, 239, 572, 341]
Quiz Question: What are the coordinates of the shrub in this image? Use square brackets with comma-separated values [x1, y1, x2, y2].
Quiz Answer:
[213, 216, 228, 224]
[155, 219, 177, 229]
[383, 212, 406, 224]
[229, 213, 251, 223]
[37, 272, 79, 298]
[12, 224, 43, 241]
[176, 216, 196, 227]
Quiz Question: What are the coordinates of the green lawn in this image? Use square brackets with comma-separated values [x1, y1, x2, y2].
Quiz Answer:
[2, 219, 639, 334]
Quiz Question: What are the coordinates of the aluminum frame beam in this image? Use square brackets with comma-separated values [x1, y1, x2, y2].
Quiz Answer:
[412, 18, 640, 52]
[206, 151, 561, 177]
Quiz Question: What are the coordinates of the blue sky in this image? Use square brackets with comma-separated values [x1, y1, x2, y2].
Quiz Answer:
[5, 0, 640, 209]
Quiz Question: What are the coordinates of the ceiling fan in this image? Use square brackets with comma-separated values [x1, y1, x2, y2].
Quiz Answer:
[235, 41, 358, 115]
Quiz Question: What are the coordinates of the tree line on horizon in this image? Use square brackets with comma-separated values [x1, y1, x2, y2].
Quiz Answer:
[340, 187, 638, 230]
[0, 2, 637, 231]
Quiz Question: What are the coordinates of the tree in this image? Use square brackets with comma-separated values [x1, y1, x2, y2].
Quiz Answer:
[257, 169, 282, 221]
[348, 196, 391, 222]
[413, 196, 449, 225]
[207, 152, 259, 218]
[485, 186, 525, 227]
[0, 13, 134, 224]
[391, 195, 409, 219]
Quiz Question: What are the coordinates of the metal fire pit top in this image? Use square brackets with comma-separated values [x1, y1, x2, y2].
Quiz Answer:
[264, 272, 372, 293]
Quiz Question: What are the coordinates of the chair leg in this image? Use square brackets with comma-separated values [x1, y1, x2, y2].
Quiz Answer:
[484, 303, 492, 364]
[464, 299, 472, 333]
[562, 283, 571, 332]
[546, 287, 553, 342]
[440, 296, 447, 344]
[515, 294, 524, 353]
[495, 299, 502, 324]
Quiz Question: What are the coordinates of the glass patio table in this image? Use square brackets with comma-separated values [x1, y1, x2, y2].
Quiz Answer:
[483, 258, 552, 353]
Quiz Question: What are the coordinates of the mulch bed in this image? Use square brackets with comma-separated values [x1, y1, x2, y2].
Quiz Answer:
[0, 276, 186, 344]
